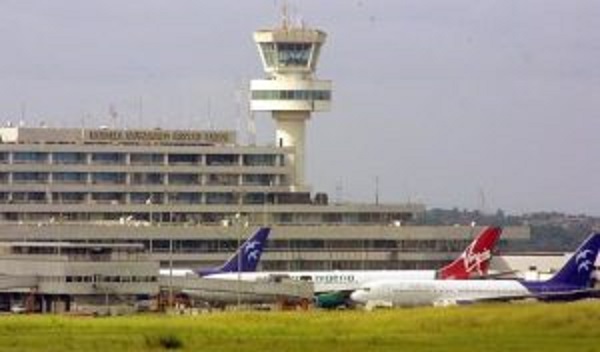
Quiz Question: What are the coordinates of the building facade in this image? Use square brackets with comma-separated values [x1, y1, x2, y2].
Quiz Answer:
[0, 126, 528, 271]
[0, 242, 158, 313]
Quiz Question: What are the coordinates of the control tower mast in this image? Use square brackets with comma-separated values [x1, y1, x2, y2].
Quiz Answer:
[250, 17, 332, 187]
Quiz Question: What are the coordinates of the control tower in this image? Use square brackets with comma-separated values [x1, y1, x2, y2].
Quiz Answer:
[250, 19, 332, 187]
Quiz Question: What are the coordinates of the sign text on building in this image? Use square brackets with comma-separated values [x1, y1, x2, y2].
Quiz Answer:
[86, 129, 232, 144]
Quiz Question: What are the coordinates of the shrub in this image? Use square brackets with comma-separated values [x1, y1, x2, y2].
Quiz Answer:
[145, 333, 183, 350]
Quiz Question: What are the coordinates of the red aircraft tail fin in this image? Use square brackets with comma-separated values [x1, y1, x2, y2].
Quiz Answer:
[438, 226, 502, 280]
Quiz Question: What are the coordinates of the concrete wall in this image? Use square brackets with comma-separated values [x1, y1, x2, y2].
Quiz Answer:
[0, 256, 159, 295]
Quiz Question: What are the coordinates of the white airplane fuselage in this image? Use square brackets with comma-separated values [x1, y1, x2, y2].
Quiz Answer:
[159, 269, 195, 277]
[350, 279, 530, 307]
[204, 270, 438, 293]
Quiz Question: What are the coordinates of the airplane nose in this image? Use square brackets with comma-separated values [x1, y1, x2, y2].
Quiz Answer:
[350, 290, 366, 303]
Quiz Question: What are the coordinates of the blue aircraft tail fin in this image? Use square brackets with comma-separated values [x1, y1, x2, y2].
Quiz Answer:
[197, 227, 270, 277]
[545, 233, 600, 288]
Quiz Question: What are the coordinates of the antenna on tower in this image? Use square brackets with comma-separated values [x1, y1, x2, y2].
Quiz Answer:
[289, 3, 302, 28]
[281, 0, 290, 29]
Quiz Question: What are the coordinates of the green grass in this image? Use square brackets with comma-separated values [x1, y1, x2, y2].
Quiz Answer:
[1, 301, 600, 351]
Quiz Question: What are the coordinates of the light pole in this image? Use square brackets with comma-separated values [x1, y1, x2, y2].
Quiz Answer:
[231, 211, 249, 310]
[147, 194, 172, 309]
[236, 213, 242, 309]
[168, 210, 174, 311]
[168, 234, 173, 310]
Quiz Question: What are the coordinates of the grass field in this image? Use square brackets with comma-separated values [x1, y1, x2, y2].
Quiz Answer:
[0, 301, 599, 351]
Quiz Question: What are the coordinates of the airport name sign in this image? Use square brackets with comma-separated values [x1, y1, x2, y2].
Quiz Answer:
[86, 129, 233, 145]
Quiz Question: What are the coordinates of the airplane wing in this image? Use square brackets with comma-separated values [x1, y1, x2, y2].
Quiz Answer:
[445, 288, 600, 306]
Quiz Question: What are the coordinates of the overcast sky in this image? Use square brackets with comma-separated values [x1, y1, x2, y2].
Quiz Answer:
[0, 0, 599, 215]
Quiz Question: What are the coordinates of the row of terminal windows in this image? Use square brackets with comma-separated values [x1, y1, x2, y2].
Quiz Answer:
[0, 172, 279, 186]
[261, 260, 449, 271]
[0, 210, 413, 226]
[148, 239, 473, 254]
[0, 192, 276, 205]
[62, 275, 158, 283]
[252, 90, 331, 101]
[0, 152, 281, 166]
[180, 260, 445, 272]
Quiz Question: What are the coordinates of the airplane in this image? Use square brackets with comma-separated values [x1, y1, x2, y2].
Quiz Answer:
[158, 227, 270, 278]
[204, 226, 503, 307]
[350, 232, 600, 309]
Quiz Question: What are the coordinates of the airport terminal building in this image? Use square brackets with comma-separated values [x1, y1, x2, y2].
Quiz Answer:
[0, 126, 528, 271]
[0, 19, 529, 272]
